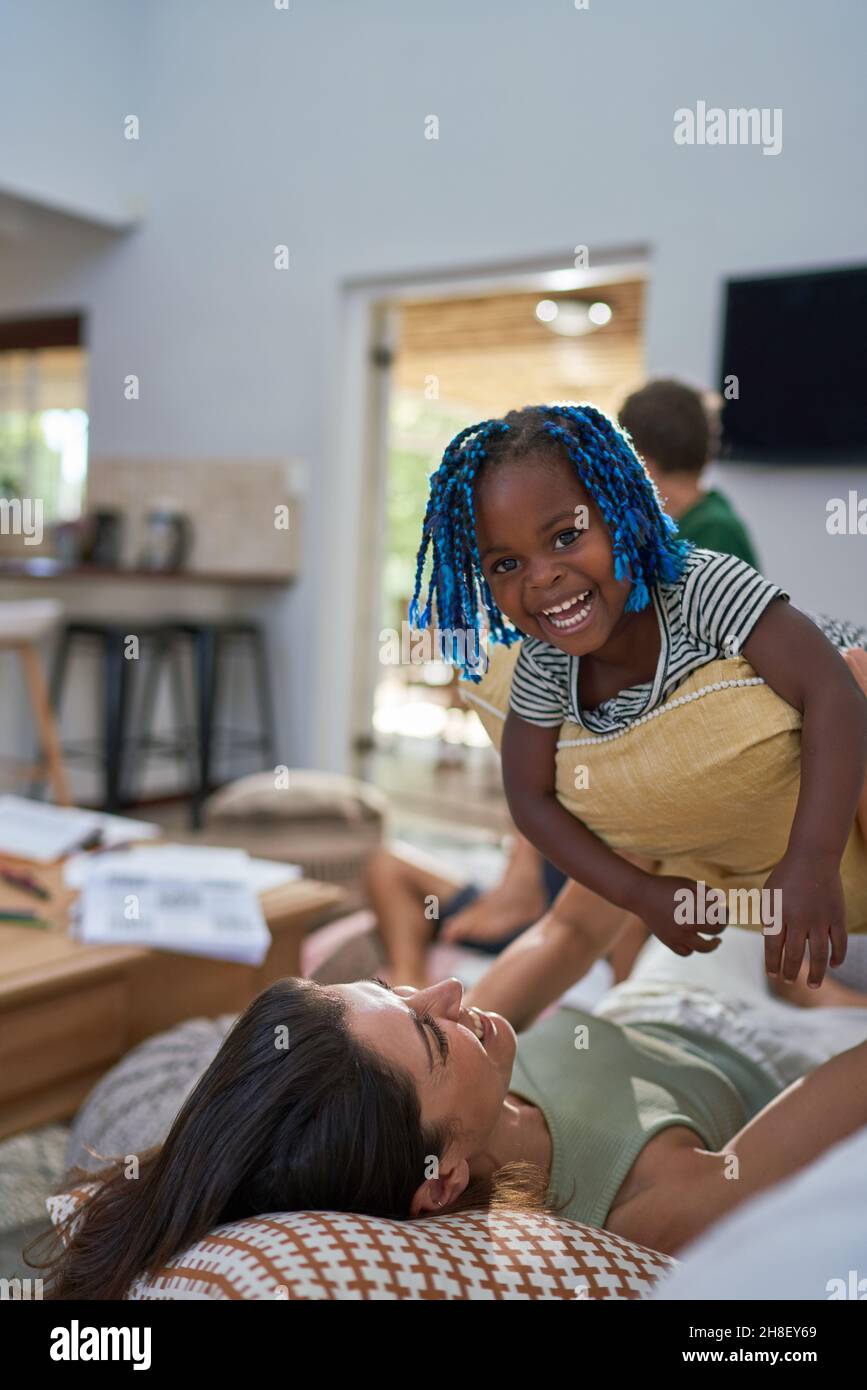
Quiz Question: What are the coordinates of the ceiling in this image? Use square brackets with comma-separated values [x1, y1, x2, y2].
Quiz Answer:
[394, 278, 646, 419]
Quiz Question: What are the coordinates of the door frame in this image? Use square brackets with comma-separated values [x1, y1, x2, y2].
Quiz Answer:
[318, 245, 650, 776]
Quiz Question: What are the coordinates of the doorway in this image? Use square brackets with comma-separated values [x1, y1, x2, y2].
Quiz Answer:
[346, 254, 649, 827]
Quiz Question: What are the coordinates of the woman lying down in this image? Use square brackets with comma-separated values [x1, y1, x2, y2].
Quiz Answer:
[38, 923, 867, 1299]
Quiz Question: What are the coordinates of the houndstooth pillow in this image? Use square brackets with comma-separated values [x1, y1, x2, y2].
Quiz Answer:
[46, 1184, 675, 1300]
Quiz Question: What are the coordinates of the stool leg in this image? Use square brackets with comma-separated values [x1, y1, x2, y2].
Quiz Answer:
[250, 630, 277, 767]
[19, 642, 73, 806]
[168, 638, 199, 798]
[192, 627, 218, 828]
[28, 624, 72, 797]
[104, 631, 130, 812]
[49, 625, 72, 714]
[130, 632, 166, 801]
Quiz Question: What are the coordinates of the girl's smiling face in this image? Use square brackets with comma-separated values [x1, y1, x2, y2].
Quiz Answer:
[474, 450, 632, 654]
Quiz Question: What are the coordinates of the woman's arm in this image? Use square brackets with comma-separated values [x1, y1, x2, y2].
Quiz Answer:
[463, 876, 636, 1030]
[745, 603, 867, 868]
[608, 1035, 867, 1255]
[743, 602, 867, 984]
[724, 1034, 867, 1192]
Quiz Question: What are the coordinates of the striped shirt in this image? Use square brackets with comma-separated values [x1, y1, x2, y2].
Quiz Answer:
[509, 548, 866, 735]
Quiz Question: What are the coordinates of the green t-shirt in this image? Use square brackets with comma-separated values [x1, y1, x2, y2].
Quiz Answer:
[675, 488, 760, 569]
[509, 1006, 779, 1228]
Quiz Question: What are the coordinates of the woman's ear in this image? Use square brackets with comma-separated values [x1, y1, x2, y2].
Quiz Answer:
[409, 1156, 470, 1217]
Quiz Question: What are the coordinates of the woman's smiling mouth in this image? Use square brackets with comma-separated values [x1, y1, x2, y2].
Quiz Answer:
[537, 588, 595, 636]
[465, 1006, 494, 1048]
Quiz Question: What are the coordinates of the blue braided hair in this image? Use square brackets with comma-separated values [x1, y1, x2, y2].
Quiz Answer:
[409, 402, 693, 681]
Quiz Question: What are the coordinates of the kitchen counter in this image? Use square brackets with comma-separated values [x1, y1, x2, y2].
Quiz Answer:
[0, 559, 292, 586]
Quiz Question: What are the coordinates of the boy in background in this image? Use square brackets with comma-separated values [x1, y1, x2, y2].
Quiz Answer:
[619, 377, 760, 568]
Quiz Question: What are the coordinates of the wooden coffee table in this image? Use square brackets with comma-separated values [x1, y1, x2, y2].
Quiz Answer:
[0, 854, 344, 1140]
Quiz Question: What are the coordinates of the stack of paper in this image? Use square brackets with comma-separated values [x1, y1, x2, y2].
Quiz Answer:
[74, 844, 279, 965]
[0, 795, 159, 863]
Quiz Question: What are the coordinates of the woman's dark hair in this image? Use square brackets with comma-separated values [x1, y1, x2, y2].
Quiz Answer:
[29, 977, 548, 1300]
[409, 401, 690, 679]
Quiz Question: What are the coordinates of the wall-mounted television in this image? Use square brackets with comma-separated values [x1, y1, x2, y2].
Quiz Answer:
[718, 265, 867, 464]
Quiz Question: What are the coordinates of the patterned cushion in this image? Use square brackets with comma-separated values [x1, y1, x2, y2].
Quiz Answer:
[46, 1184, 675, 1300]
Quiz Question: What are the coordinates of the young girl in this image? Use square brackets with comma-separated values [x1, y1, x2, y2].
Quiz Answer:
[410, 403, 867, 994]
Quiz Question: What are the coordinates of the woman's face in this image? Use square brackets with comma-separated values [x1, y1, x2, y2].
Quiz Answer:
[333, 977, 516, 1210]
[475, 450, 632, 655]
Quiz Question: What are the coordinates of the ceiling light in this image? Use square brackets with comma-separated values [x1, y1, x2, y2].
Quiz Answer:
[535, 299, 559, 323]
[545, 302, 593, 337]
[588, 301, 613, 326]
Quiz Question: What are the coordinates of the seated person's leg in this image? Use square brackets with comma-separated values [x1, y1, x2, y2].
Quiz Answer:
[606, 914, 650, 984]
[768, 957, 867, 1008]
[438, 832, 554, 951]
[367, 834, 656, 998]
[363, 845, 466, 987]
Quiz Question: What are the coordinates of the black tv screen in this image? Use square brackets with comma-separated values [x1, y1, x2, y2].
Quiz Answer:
[718, 266, 867, 463]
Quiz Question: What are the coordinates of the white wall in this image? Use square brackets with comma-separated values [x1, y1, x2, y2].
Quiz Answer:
[1, 0, 865, 774]
[0, 0, 145, 223]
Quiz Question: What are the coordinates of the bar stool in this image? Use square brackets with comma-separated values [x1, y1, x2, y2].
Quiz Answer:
[159, 619, 277, 826]
[0, 599, 72, 804]
[49, 619, 190, 811]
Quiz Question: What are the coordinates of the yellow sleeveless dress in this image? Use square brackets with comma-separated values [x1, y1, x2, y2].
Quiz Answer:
[463, 644, 867, 934]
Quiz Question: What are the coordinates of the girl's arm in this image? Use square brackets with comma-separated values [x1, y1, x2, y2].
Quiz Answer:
[500, 710, 725, 957]
[843, 648, 867, 841]
[501, 711, 641, 907]
[742, 602, 867, 985]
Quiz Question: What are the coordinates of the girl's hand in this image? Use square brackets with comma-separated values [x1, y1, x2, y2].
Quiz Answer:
[763, 855, 847, 987]
[636, 874, 727, 957]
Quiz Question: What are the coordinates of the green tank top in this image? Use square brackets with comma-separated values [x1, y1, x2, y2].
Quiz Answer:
[508, 1007, 780, 1228]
